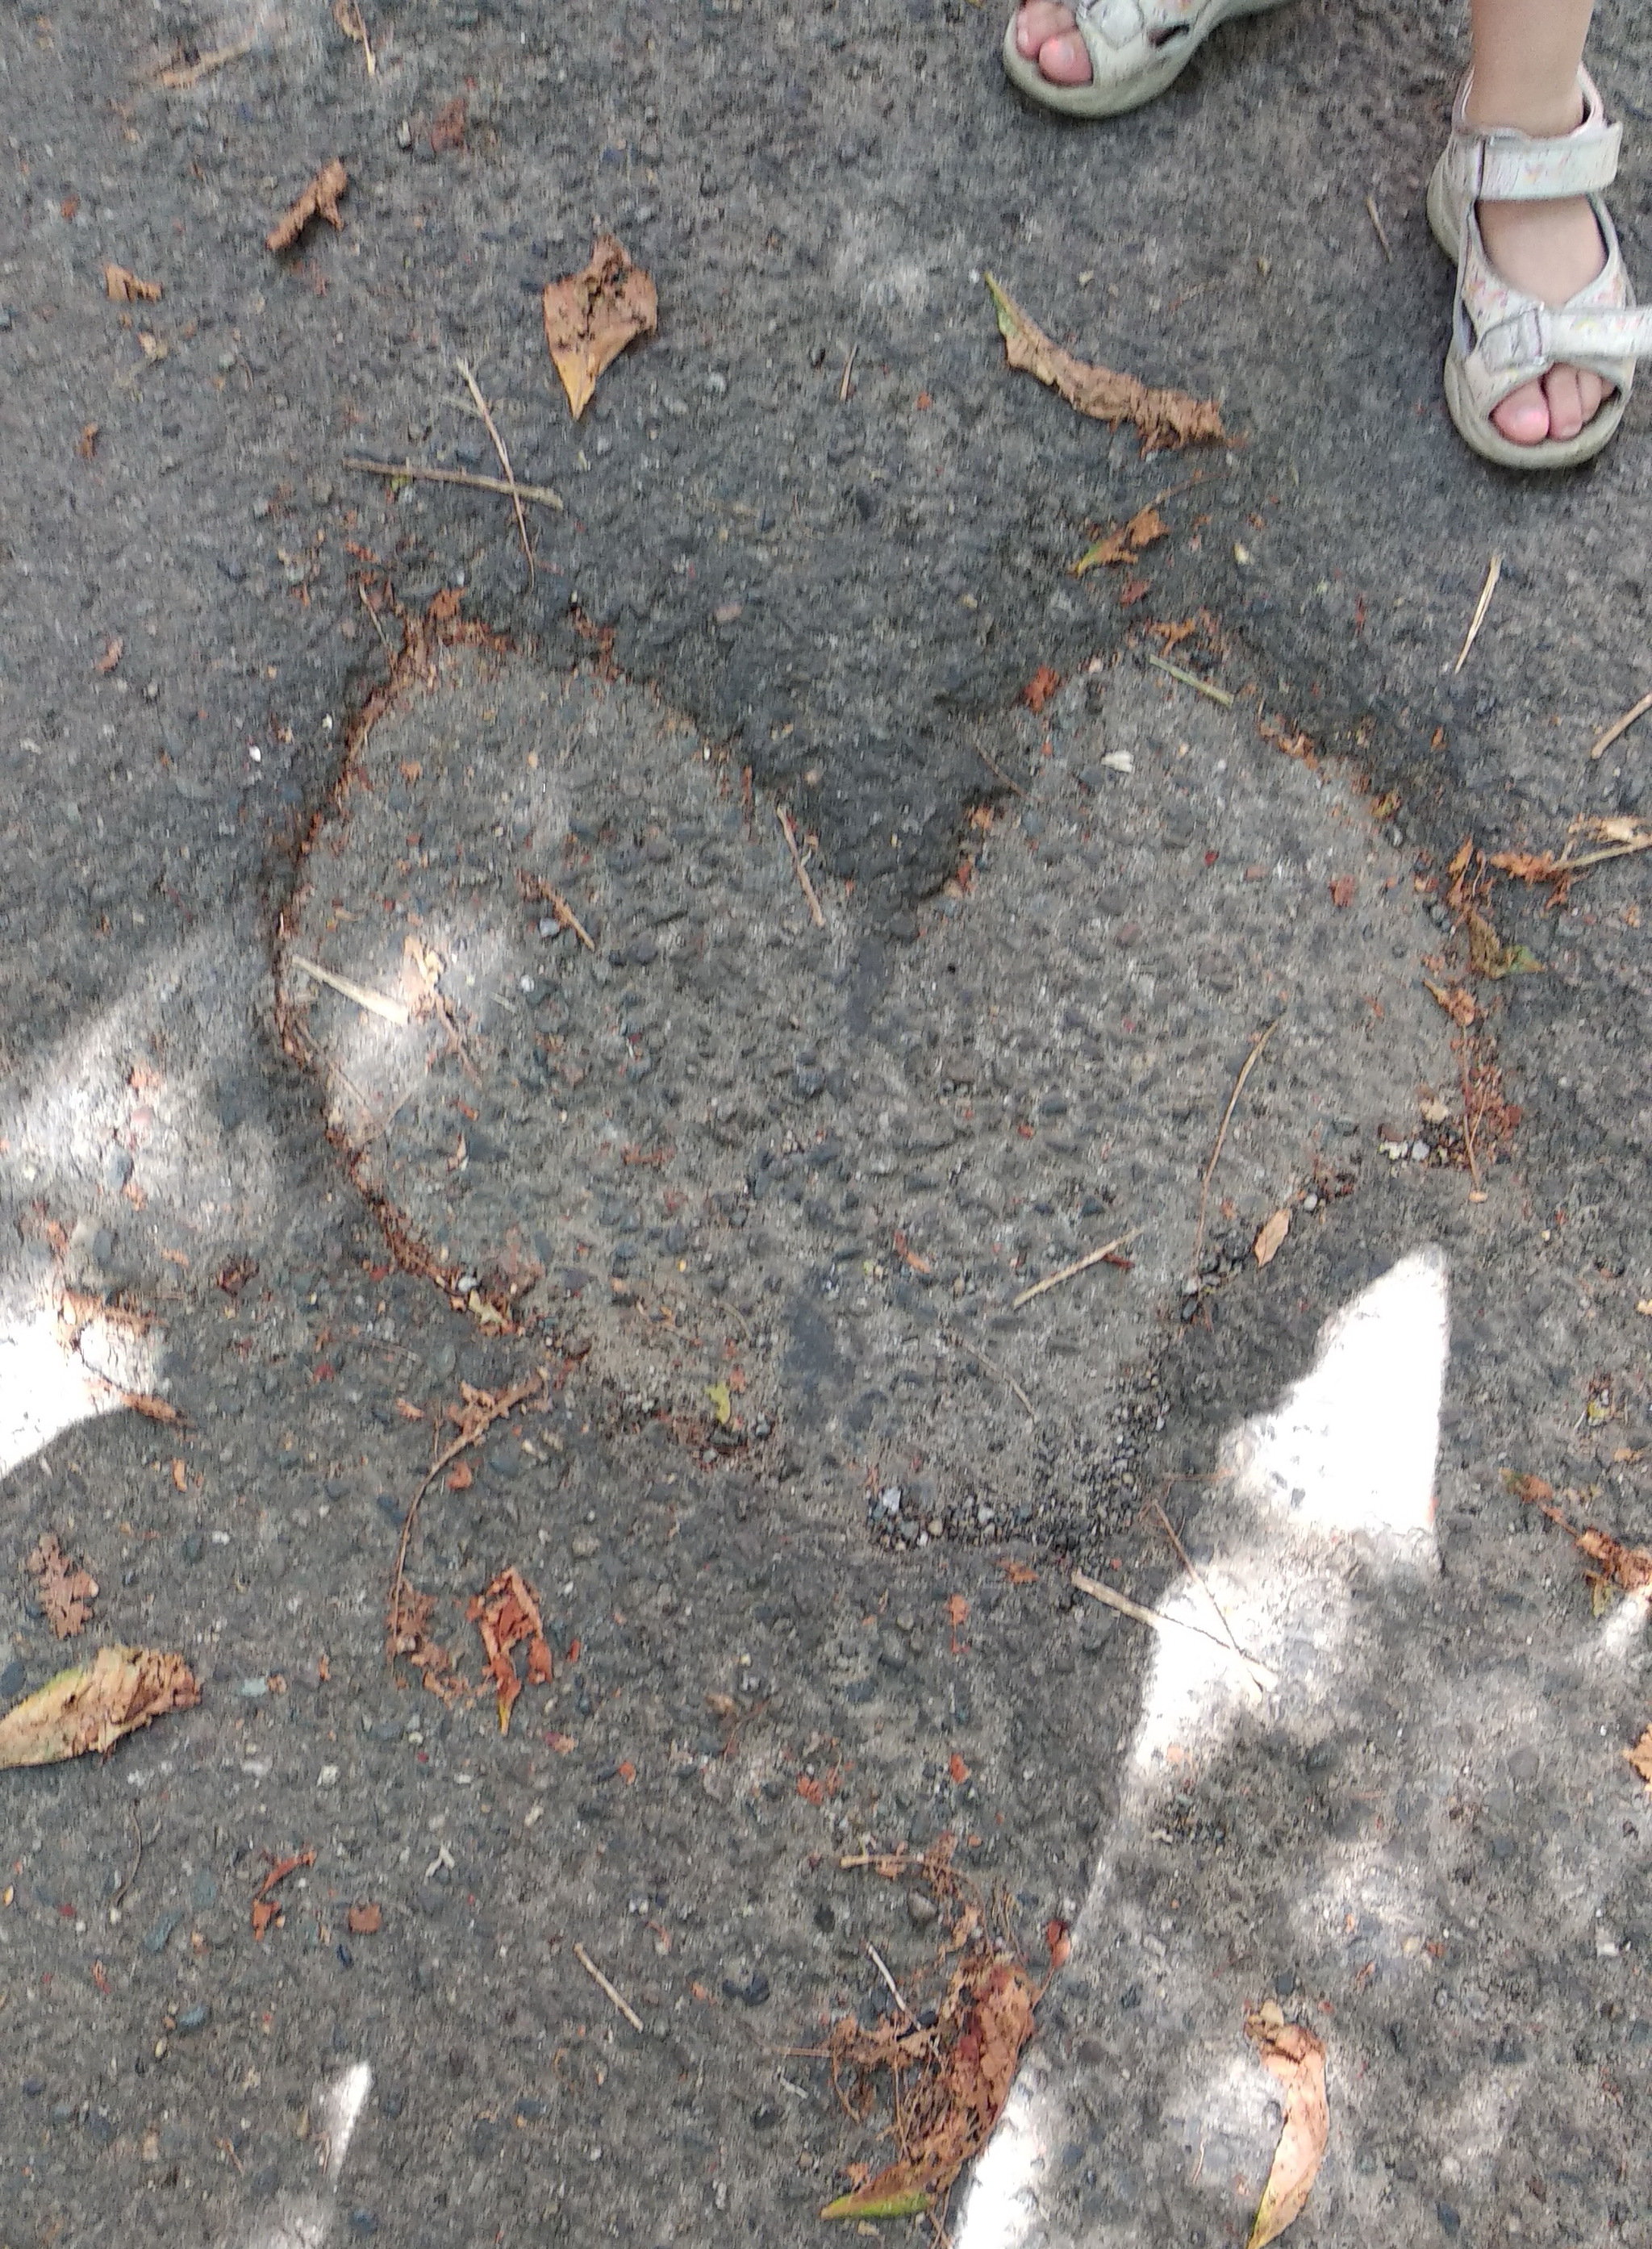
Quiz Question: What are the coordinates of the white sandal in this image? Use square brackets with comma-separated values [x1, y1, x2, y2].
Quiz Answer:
[1427, 71, 1652, 470]
[1001, 0, 1295, 119]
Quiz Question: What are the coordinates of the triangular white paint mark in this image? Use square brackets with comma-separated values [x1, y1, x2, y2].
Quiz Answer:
[955, 1249, 1450, 2249]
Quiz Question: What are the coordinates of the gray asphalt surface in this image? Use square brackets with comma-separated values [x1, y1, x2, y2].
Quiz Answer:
[2, 0, 1650, 2243]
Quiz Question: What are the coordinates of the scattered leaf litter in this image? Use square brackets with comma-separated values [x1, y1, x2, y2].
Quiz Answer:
[819, 1843, 1048, 2222]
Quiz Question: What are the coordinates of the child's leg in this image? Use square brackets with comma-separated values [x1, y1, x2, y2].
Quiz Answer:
[1466, 0, 1609, 445]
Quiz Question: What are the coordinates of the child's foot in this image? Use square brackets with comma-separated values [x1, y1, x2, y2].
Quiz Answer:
[1472, 194, 1610, 445]
[1012, 0, 1093, 86]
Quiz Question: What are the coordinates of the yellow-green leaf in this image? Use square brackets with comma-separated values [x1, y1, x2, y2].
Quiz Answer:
[706, 1379, 732, 1427]
[820, 2184, 931, 2221]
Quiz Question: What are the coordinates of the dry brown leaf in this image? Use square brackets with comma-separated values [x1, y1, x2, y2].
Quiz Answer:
[986, 273, 1225, 454]
[0, 1646, 198, 1768]
[1245, 2004, 1329, 2249]
[102, 262, 161, 303]
[823, 1955, 1040, 2218]
[249, 1848, 315, 1938]
[1517, 1485, 1652, 1600]
[428, 95, 466, 154]
[1423, 978, 1477, 1029]
[1253, 1208, 1291, 1268]
[346, 1901, 382, 1934]
[26, 1534, 98, 1640]
[1074, 503, 1169, 576]
[542, 234, 657, 419]
[265, 159, 348, 253]
[1328, 874, 1357, 909]
[1020, 665, 1062, 714]
[94, 636, 123, 674]
[77, 421, 99, 458]
[466, 1567, 553, 1734]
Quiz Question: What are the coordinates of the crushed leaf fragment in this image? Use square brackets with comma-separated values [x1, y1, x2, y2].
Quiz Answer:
[102, 263, 161, 303]
[986, 273, 1226, 453]
[467, 1567, 553, 1734]
[26, 1534, 98, 1639]
[265, 159, 348, 253]
[1072, 504, 1168, 577]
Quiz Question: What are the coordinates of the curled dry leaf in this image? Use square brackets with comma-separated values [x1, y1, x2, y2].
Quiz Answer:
[466, 1567, 553, 1734]
[265, 158, 348, 252]
[986, 273, 1226, 454]
[0, 1646, 198, 1769]
[102, 262, 161, 302]
[27, 1533, 98, 1640]
[1328, 874, 1357, 909]
[346, 1901, 382, 1934]
[1253, 1208, 1291, 1268]
[1245, 2003, 1329, 2249]
[542, 234, 657, 419]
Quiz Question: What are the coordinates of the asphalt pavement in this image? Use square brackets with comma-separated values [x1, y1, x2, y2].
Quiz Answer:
[1, 1, 1650, 2243]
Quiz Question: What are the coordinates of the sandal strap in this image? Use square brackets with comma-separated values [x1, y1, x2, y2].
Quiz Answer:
[1475, 301, 1652, 380]
[1452, 68, 1621, 202]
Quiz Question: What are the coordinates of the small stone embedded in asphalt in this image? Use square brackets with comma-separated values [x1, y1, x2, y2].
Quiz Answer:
[101, 1142, 134, 1191]
[180, 1531, 204, 1564]
[907, 1888, 939, 1930]
[0, 1658, 25, 1702]
[176, 2002, 210, 2033]
[722, 1970, 770, 2007]
[143, 1909, 184, 1955]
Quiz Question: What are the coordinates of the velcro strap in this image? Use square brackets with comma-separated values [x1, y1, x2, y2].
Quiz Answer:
[1476, 119, 1621, 201]
[1473, 300, 1652, 382]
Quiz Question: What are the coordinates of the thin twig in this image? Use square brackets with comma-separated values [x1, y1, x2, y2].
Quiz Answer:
[1149, 1490, 1270, 1700]
[866, 1942, 941, 2059]
[1071, 1569, 1279, 1692]
[839, 344, 858, 403]
[1588, 687, 1652, 761]
[1012, 1231, 1134, 1311]
[1545, 835, 1652, 874]
[776, 805, 826, 927]
[332, 0, 376, 75]
[1145, 652, 1234, 707]
[357, 581, 394, 655]
[1191, 1017, 1283, 1278]
[970, 740, 1028, 800]
[156, 35, 254, 87]
[341, 455, 564, 512]
[1456, 1038, 1483, 1198]
[112, 1800, 161, 1909]
[574, 1942, 645, 2031]
[519, 870, 596, 949]
[1453, 553, 1501, 674]
[290, 953, 411, 1027]
[456, 357, 533, 582]
[943, 1327, 1035, 1419]
[1364, 193, 1393, 262]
